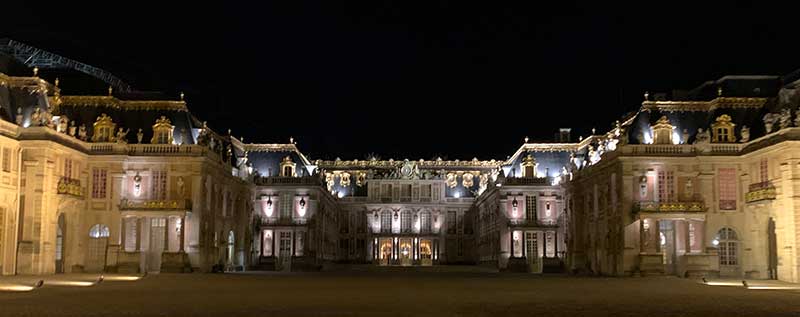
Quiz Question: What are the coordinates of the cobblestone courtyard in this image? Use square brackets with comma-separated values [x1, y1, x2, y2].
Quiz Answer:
[1, 272, 798, 316]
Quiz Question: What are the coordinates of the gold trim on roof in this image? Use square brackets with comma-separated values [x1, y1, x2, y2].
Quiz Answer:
[642, 97, 767, 112]
[56, 96, 188, 112]
[244, 144, 300, 152]
[317, 158, 503, 169]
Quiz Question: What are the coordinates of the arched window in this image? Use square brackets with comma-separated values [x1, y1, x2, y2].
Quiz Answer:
[420, 211, 431, 234]
[280, 156, 296, 177]
[650, 116, 675, 144]
[91, 114, 116, 142]
[711, 115, 736, 143]
[88, 224, 110, 238]
[151, 116, 174, 144]
[714, 227, 738, 266]
[400, 210, 412, 233]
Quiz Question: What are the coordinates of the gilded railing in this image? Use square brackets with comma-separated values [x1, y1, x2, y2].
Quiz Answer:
[57, 177, 83, 197]
[635, 201, 705, 213]
[746, 181, 777, 203]
[119, 198, 191, 211]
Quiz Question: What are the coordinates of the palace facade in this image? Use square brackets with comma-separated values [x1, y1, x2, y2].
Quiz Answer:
[1, 42, 800, 283]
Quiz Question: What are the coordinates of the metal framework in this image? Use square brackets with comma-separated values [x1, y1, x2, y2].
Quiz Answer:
[0, 38, 133, 92]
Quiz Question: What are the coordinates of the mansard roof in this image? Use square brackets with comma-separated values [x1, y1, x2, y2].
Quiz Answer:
[245, 143, 315, 177]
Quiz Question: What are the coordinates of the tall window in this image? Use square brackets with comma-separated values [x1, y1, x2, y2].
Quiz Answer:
[420, 184, 431, 199]
[63, 158, 73, 178]
[2, 148, 10, 172]
[526, 195, 537, 221]
[760, 159, 768, 183]
[151, 171, 167, 200]
[380, 211, 392, 233]
[446, 211, 456, 234]
[716, 228, 738, 266]
[381, 184, 393, 200]
[718, 168, 737, 210]
[657, 170, 675, 202]
[401, 184, 411, 199]
[280, 193, 292, 219]
[91, 168, 107, 199]
[420, 211, 431, 234]
[400, 211, 411, 233]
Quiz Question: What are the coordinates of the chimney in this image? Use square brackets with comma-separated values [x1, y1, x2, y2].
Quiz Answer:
[558, 128, 571, 143]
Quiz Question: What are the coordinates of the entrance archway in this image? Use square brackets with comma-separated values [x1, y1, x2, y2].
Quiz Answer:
[86, 224, 109, 272]
[55, 214, 65, 273]
[379, 239, 392, 266]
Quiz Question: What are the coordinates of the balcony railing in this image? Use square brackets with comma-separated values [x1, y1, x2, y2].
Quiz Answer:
[57, 177, 83, 197]
[254, 176, 321, 186]
[119, 198, 192, 211]
[746, 181, 777, 203]
[503, 177, 549, 186]
[634, 200, 705, 213]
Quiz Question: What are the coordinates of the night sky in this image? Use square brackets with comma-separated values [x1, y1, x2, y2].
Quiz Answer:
[5, 2, 799, 161]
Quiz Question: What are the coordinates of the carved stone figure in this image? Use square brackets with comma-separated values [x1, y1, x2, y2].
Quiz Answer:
[133, 173, 142, 197]
[639, 176, 648, 199]
[685, 178, 694, 199]
[137, 128, 144, 144]
[115, 128, 129, 144]
[58, 117, 68, 133]
[31, 108, 41, 126]
[68, 121, 76, 137]
[177, 176, 185, 198]
[681, 129, 690, 144]
[740, 125, 750, 143]
[779, 108, 792, 129]
[763, 113, 778, 133]
[78, 125, 88, 141]
[693, 128, 710, 144]
[15, 107, 23, 126]
[43, 110, 54, 129]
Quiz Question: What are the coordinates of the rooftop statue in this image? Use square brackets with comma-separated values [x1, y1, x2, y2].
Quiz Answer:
[740, 126, 750, 143]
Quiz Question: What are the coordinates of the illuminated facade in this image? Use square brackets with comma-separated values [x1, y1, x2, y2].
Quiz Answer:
[566, 75, 800, 283]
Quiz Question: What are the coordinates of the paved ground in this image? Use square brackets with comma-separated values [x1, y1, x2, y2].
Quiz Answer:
[0, 272, 799, 316]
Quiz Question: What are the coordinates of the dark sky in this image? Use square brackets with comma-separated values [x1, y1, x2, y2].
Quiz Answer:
[5, 2, 799, 161]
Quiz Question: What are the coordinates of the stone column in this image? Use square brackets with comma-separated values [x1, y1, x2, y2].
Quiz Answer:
[522, 232, 527, 259]
[510, 231, 515, 258]
[164, 217, 170, 253]
[135, 218, 142, 252]
[121, 217, 127, 252]
[639, 218, 646, 253]
[180, 216, 186, 252]
[543, 231, 547, 258]
[554, 231, 559, 258]
[654, 219, 661, 253]
[684, 220, 691, 254]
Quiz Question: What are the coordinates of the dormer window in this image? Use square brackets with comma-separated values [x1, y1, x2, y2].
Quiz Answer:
[521, 154, 538, 178]
[711, 114, 736, 143]
[280, 156, 296, 177]
[91, 113, 116, 142]
[650, 116, 674, 144]
[151, 116, 174, 144]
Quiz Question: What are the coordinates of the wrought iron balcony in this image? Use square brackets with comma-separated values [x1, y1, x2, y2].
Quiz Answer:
[119, 198, 192, 211]
[634, 200, 705, 213]
[746, 181, 777, 203]
[57, 177, 83, 197]
[253, 176, 322, 186]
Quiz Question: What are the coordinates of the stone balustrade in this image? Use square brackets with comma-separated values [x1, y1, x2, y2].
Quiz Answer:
[119, 198, 192, 211]
[635, 200, 705, 213]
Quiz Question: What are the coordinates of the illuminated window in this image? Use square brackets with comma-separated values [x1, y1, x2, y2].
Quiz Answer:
[88, 224, 110, 238]
[380, 211, 392, 233]
[91, 114, 116, 142]
[718, 168, 737, 210]
[650, 116, 674, 144]
[657, 170, 675, 202]
[151, 116, 174, 144]
[280, 156, 296, 177]
[2, 148, 10, 172]
[91, 168, 107, 199]
[711, 114, 736, 143]
[151, 171, 167, 200]
[716, 227, 738, 266]
[526, 195, 537, 221]
[280, 193, 292, 219]
[400, 211, 411, 233]
[420, 211, 431, 234]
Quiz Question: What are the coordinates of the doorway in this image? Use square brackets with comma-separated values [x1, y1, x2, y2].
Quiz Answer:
[55, 214, 65, 273]
[420, 239, 432, 266]
[659, 220, 676, 275]
[768, 218, 777, 280]
[526, 231, 541, 273]
[399, 239, 412, 266]
[278, 231, 292, 271]
[379, 239, 392, 266]
[86, 224, 109, 272]
[147, 218, 166, 272]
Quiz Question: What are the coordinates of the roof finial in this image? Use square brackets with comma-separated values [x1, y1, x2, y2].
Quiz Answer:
[643, 91, 649, 101]
[228, 128, 232, 135]
[180, 91, 184, 101]
[54, 78, 60, 87]
[32, 67, 39, 77]
[592, 128, 596, 134]
[717, 86, 723, 97]
[108, 85, 113, 96]
[289, 136, 294, 144]
[524, 136, 529, 143]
